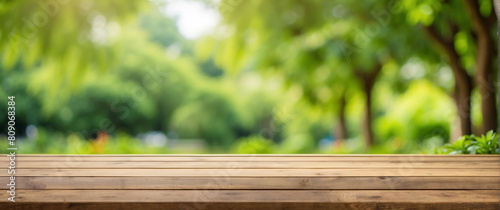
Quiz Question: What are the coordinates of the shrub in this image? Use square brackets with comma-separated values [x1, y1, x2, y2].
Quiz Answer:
[233, 136, 275, 154]
[438, 130, 499, 154]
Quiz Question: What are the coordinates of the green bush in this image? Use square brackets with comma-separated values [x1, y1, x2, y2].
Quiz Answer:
[233, 136, 275, 154]
[438, 130, 499, 154]
[375, 81, 454, 145]
[278, 134, 315, 154]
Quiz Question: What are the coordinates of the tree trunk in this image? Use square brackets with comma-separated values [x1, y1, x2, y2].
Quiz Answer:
[476, 37, 497, 134]
[491, 0, 500, 133]
[464, 0, 498, 134]
[355, 64, 382, 147]
[453, 78, 473, 136]
[334, 90, 348, 143]
[362, 83, 375, 147]
[422, 25, 473, 136]
[449, 51, 473, 136]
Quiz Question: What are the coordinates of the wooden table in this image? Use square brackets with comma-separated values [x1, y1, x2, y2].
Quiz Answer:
[1, 155, 499, 209]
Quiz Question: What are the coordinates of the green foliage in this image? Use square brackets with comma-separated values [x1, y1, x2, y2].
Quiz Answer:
[138, 10, 190, 51]
[171, 89, 246, 148]
[278, 134, 316, 154]
[320, 135, 431, 154]
[400, 0, 491, 72]
[0, 0, 151, 105]
[280, 103, 331, 144]
[232, 136, 275, 154]
[375, 80, 454, 144]
[0, 0, 148, 68]
[0, 129, 172, 154]
[438, 131, 499, 154]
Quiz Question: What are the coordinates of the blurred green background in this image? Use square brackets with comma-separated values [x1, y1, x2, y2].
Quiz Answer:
[0, 0, 498, 154]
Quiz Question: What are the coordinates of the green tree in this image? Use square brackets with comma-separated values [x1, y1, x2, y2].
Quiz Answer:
[0, 0, 150, 102]
[206, 0, 428, 147]
[400, 0, 498, 135]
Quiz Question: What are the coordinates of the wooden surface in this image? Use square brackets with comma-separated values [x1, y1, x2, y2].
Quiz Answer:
[1, 154, 499, 209]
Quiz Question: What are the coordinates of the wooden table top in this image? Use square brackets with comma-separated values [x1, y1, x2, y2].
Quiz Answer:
[1, 154, 499, 209]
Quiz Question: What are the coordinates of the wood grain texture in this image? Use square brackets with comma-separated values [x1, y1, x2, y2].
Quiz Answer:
[3, 161, 498, 169]
[3, 168, 498, 177]
[1, 176, 498, 190]
[2, 190, 498, 203]
[2, 154, 498, 162]
[1, 202, 498, 210]
[0, 155, 497, 209]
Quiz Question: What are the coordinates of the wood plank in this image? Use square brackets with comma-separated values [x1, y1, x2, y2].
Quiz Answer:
[2, 155, 498, 162]
[1, 202, 498, 210]
[2, 176, 497, 190]
[3, 168, 498, 177]
[12, 154, 499, 157]
[0, 155, 496, 208]
[1, 190, 497, 203]
[4, 161, 498, 169]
